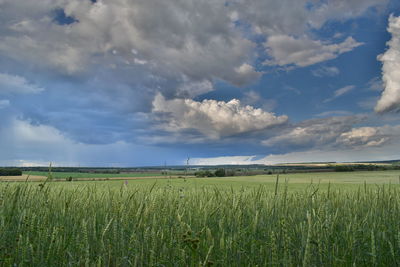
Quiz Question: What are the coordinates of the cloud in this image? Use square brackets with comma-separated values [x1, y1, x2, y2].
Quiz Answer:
[264, 36, 363, 67]
[152, 94, 288, 139]
[176, 80, 214, 98]
[191, 124, 400, 165]
[0, 0, 394, 154]
[262, 114, 400, 152]
[375, 15, 400, 113]
[0, 73, 44, 94]
[233, 63, 263, 86]
[242, 91, 277, 111]
[367, 77, 383, 91]
[259, 145, 399, 164]
[191, 141, 400, 165]
[336, 126, 391, 148]
[0, 99, 10, 109]
[315, 110, 353, 117]
[231, 0, 386, 36]
[324, 85, 355, 103]
[191, 155, 259, 165]
[0, 0, 259, 87]
[312, 66, 340, 77]
[262, 116, 364, 148]
[308, 0, 389, 28]
[0, 118, 186, 166]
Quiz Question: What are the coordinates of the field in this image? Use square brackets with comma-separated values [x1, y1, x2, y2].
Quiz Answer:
[1, 171, 400, 266]
[22, 171, 168, 180]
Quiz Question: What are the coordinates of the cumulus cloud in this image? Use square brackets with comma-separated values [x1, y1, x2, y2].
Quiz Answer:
[0, 0, 258, 87]
[152, 94, 288, 139]
[375, 15, 400, 113]
[0, 0, 393, 152]
[265, 36, 362, 67]
[0, 73, 44, 94]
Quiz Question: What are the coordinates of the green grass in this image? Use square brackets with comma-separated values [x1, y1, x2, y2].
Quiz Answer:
[24, 171, 166, 179]
[1, 171, 400, 266]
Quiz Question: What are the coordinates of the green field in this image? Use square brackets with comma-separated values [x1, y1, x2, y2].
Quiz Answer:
[23, 171, 166, 179]
[1, 171, 400, 266]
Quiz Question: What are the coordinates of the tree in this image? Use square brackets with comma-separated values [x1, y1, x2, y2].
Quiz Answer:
[214, 168, 226, 177]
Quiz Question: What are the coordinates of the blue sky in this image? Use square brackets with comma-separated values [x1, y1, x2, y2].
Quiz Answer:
[1, 0, 400, 166]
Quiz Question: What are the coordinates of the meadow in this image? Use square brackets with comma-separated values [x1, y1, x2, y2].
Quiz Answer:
[1, 171, 400, 266]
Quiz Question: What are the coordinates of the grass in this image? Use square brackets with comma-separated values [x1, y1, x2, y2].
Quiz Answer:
[1, 171, 400, 266]
[23, 171, 166, 179]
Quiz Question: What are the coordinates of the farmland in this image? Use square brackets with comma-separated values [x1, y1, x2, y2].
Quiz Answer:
[1, 171, 400, 266]
[23, 171, 167, 180]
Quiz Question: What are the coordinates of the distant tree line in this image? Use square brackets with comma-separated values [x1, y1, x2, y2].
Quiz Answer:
[0, 168, 22, 176]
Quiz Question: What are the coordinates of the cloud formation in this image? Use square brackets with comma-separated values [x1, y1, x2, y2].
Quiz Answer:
[263, 115, 400, 151]
[0, 73, 44, 94]
[0, 0, 258, 87]
[152, 94, 288, 139]
[375, 15, 400, 113]
[262, 116, 364, 148]
[324, 85, 355, 103]
[0, 0, 396, 166]
[265, 36, 362, 67]
[337, 126, 390, 148]
[312, 66, 340, 77]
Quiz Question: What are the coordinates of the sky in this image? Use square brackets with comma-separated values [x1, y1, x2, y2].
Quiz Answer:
[1, 0, 400, 167]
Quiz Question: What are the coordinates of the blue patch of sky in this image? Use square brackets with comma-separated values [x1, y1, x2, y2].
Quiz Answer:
[53, 8, 78, 25]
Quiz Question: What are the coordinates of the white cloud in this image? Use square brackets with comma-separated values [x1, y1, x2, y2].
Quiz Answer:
[259, 146, 399, 164]
[367, 77, 383, 92]
[337, 127, 389, 148]
[262, 116, 364, 148]
[0, 0, 258, 87]
[152, 94, 288, 139]
[324, 85, 355, 103]
[0, 73, 44, 94]
[176, 79, 214, 98]
[262, 114, 400, 151]
[265, 35, 363, 67]
[242, 91, 277, 111]
[312, 66, 340, 77]
[315, 110, 353, 117]
[308, 0, 388, 28]
[191, 155, 259, 165]
[233, 63, 263, 86]
[0, 99, 10, 108]
[193, 124, 400, 165]
[0, 118, 177, 167]
[231, 0, 386, 36]
[190, 144, 399, 165]
[10, 119, 71, 145]
[375, 15, 400, 113]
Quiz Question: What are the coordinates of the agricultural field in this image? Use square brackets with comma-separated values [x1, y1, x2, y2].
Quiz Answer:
[22, 171, 167, 180]
[1, 171, 400, 266]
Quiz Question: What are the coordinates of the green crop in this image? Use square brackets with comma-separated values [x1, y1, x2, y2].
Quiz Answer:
[1, 180, 400, 266]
